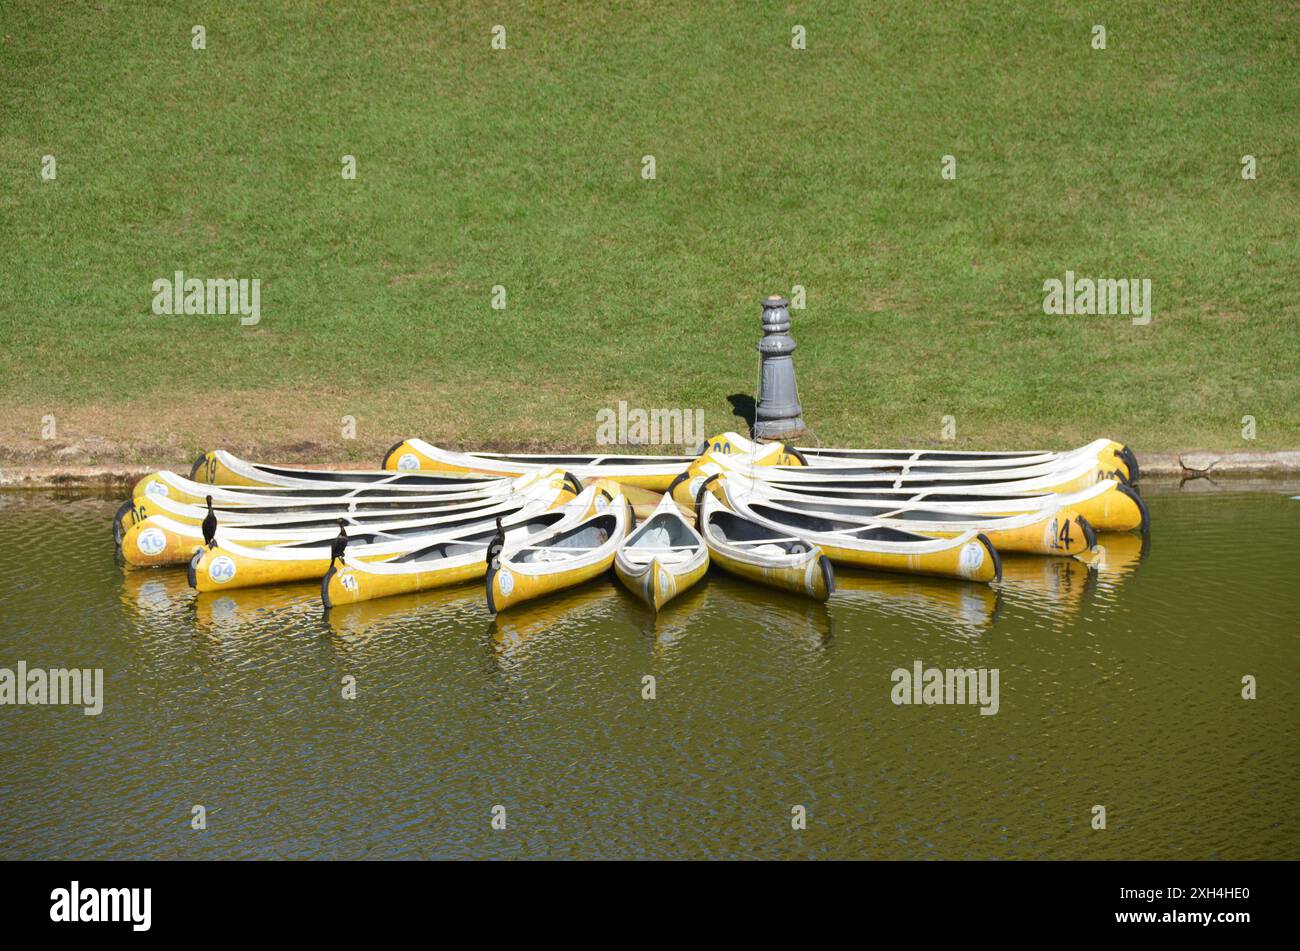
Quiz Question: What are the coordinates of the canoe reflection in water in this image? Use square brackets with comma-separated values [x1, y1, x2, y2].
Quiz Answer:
[991, 530, 1147, 622]
[832, 569, 1002, 635]
[323, 582, 482, 641]
[1085, 531, 1149, 581]
[489, 584, 625, 662]
[193, 583, 320, 634]
[119, 567, 192, 618]
[644, 575, 836, 650]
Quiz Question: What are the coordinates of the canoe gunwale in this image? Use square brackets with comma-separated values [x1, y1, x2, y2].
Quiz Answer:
[405, 438, 689, 480]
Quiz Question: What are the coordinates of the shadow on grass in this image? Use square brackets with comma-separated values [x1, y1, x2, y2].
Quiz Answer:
[726, 394, 755, 437]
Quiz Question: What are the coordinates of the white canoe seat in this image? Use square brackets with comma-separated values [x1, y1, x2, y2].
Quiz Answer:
[634, 525, 676, 548]
[725, 535, 803, 547]
[623, 546, 699, 566]
[512, 544, 603, 563]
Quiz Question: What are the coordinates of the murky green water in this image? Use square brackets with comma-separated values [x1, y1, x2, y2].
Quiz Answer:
[1, 487, 1297, 859]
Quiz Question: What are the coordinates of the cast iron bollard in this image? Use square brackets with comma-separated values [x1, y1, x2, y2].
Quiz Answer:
[753, 294, 807, 441]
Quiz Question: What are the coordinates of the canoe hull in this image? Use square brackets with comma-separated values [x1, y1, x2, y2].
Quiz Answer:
[816, 532, 1001, 583]
[1069, 483, 1148, 533]
[821, 508, 1097, 556]
[613, 491, 710, 611]
[486, 495, 631, 613]
[121, 517, 286, 567]
[190, 546, 330, 591]
[614, 554, 709, 611]
[487, 551, 617, 613]
[725, 487, 1097, 557]
[707, 544, 833, 602]
[963, 510, 1096, 556]
[322, 558, 486, 608]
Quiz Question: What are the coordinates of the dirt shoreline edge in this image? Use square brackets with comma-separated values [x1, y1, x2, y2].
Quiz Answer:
[3, 450, 1299, 491]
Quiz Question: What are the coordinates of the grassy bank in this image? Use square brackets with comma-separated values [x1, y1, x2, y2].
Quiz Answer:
[2, 1, 1297, 465]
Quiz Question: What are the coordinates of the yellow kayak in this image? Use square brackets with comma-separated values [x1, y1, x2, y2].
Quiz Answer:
[614, 492, 709, 611]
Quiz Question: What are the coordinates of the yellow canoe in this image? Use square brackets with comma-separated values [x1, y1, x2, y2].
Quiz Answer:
[487, 490, 632, 613]
[713, 474, 1097, 557]
[672, 454, 1134, 524]
[382, 439, 696, 492]
[703, 467, 1146, 534]
[710, 434, 1135, 483]
[130, 467, 521, 510]
[613, 492, 709, 611]
[697, 493, 833, 601]
[704, 478, 1001, 584]
[185, 488, 576, 590]
[189, 449, 504, 492]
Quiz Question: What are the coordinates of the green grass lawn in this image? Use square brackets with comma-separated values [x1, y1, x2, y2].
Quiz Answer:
[2, 1, 1297, 464]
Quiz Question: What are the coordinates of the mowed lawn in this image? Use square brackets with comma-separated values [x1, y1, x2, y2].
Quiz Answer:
[1, 1, 1297, 464]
